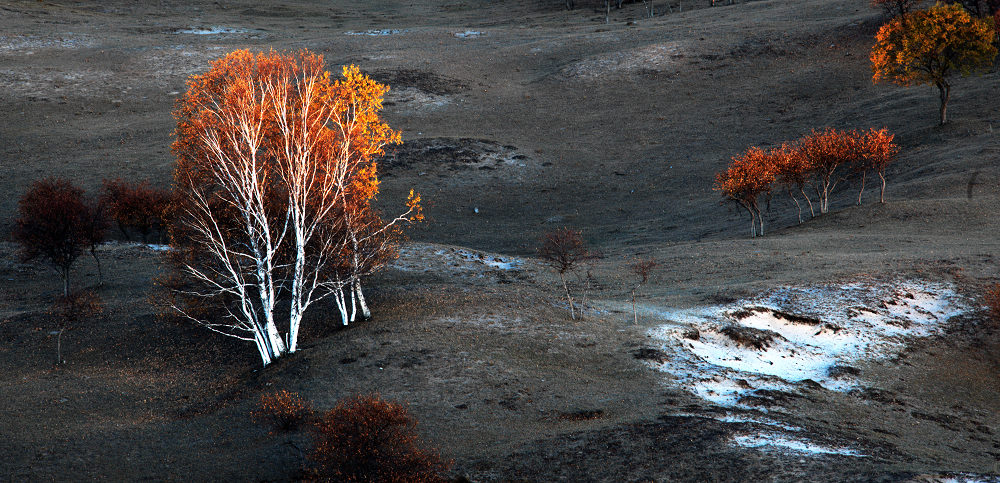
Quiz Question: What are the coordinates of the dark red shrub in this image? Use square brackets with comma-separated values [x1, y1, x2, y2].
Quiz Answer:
[100, 178, 171, 242]
[308, 394, 450, 483]
[13, 178, 89, 297]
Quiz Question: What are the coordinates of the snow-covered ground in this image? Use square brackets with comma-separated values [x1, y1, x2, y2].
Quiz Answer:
[176, 27, 249, 35]
[345, 29, 405, 36]
[732, 432, 866, 457]
[644, 280, 969, 456]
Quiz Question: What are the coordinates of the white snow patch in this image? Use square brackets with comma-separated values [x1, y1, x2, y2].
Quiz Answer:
[345, 29, 404, 36]
[145, 244, 172, 252]
[645, 280, 967, 408]
[912, 475, 1000, 483]
[455, 31, 485, 38]
[732, 432, 866, 457]
[177, 27, 249, 35]
[674, 412, 802, 432]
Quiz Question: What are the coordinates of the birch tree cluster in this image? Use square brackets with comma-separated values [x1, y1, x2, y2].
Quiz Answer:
[714, 127, 899, 237]
[167, 49, 422, 366]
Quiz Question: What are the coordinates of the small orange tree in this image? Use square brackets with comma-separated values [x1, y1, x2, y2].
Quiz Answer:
[797, 128, 860, 214]
[714, 147, 776, 237]
[855, 127, 901, 204]
[872, 3, 997, 125]
[251, 390, 315, 433]
[629, 258, 658, 325]
[773, 142, 815, 223]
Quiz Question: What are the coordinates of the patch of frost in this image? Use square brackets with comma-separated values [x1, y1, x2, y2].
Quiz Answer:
[645, 281, 967, 408]
[732, 433, 866, 457]
[177, 27, 248, 35]
[345, 29, 404, 36]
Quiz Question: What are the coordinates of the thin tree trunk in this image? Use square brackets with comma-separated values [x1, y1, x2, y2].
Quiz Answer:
[253, 330, 273, 366]
[800, 187, 815, 218]
[57, 328, 64, 364]
[879, 171, 887, 203]
[938, 82, 950, 125]
[62, 267, 70, 298]
[819, 176, 832, 214]
[349, 283, 357, 323]
[354, 279, 371, 320]
[334, 286, 349, 326]
[631, 286, 640, 324]
[788, 189, 802, 224]
[560, 272, 575, 320]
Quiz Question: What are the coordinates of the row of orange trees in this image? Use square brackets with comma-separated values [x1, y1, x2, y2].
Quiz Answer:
[714, 127, 899, 237]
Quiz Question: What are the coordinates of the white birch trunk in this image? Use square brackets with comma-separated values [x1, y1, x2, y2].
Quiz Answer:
[354, 279, 371, 320]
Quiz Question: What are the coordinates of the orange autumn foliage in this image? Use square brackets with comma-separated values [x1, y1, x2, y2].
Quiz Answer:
[167, 49, 421, 364]
[797, 127, 860, 214]
[871, 3, 997, 125]
[714, 127, 901, 236]
[714, 146, 777, 237]
[855, 127, 900, 204]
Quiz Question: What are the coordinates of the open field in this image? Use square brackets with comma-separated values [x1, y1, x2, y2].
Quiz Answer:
[1, 0, 999, 480]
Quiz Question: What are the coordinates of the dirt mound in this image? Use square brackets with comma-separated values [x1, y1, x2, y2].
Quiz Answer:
[719, 325, 784, 350]
[558, 43, 685, 80]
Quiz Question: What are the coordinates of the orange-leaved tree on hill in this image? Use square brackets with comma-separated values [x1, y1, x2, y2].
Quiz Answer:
[169, 49, 421, 366]
[797, 127, 859, 214]
[872, 2, 997, 125]
[714, 146, 777, 237]
[772, 142, 815, 224]
[854, 127, 900, 204]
